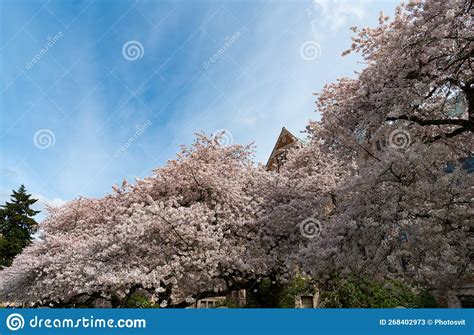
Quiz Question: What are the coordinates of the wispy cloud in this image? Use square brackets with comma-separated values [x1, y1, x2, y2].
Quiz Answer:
[32, 193, 68, 218]
[310, 0, 369, 36]
[0, 0, 399, 219]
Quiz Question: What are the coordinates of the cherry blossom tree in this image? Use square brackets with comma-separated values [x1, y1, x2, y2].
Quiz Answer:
[0, 134, 278, 307]
[297, 0, 473, 291]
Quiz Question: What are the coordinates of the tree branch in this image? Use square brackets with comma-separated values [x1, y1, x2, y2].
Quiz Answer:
[427, 127, 469, 142]
[386, 115, 473, 131]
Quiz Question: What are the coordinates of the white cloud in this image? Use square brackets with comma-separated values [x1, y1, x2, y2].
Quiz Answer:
[32, 193, 68, 222]
[311, 0, 368, 36]
[33, 193, 68, 209]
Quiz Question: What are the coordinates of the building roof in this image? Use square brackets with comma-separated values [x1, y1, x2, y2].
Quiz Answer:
[265, 127, 302, 171]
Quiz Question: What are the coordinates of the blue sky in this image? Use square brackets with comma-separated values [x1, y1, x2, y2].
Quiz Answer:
[0, 0, 398, 220]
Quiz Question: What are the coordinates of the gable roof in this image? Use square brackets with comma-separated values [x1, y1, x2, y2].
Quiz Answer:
[265, 127, 301, 170]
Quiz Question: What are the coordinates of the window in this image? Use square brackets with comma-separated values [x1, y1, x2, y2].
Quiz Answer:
[458, 295, 474, 308]
[375, 139, 386, 151]
[200, 300, 217, 308]
[275, 152, 287, 172]
[399, 231, 409, 243]
[300, 296, 314, 308]
[400, 256, 411, 272]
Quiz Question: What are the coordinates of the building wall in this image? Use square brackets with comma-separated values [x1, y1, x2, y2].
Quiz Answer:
[446, 284, 474, 308]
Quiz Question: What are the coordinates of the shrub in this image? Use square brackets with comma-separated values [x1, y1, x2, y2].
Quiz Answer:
[319, 273, 437, 308]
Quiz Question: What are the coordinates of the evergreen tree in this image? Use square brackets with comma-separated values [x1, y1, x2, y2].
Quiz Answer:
[0, 185, 39, 268]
